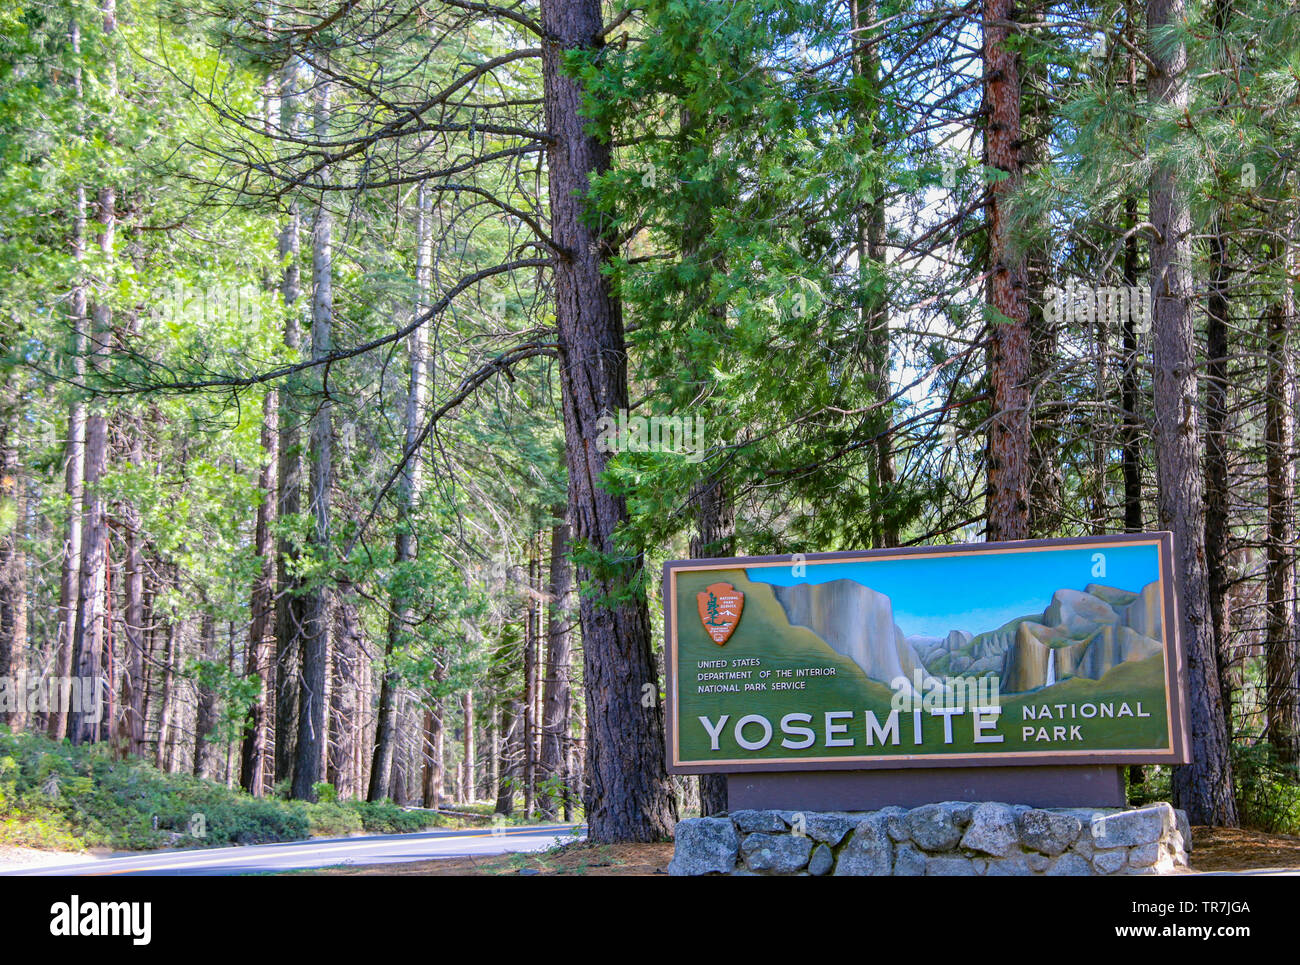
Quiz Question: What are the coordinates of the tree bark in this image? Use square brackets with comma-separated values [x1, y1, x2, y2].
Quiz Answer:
[0, 381, 28, 732]
[49, 21, 88, 745]
[155, 617, 178, 771]
[241, 44, 282, 796]
[540, 0, 677, 842]
[494, 699, 520, 816]
[291, 66, 333, 801]
[193, 610, 219, 779]
[539, 507, 572, 818]
[1023, 1, 1058, 539]
[1205, 220, 1235, 742]
[369, 183, 432, 801]
[69, 184, 115, 746]
[487, 696, 499, 802]
[421, 698, 445, 809]
[461, 689, 476, 803]
[1123, 156, 1147, 789]
[523, 538, 539, 817]
[851, 0, 897, 549]
[328, 581, 364, 797]
[1264, 270, 1298, 765]
[274, 54, 307, 786]
[1122, 191, 1144, 535]
[394, 696, 421, 805]
[241, 388, 277, 795]
[982, 0, 1031, 542]
[118, 377, 146, 756]
[1149, 0, 1238, 825]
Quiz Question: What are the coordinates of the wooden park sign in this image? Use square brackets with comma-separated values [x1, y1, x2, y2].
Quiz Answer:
[663, 533, 1191, 775]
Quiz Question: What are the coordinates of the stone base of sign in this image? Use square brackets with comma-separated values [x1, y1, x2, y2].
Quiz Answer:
[726, 765, 1127, 811]
[668, 801, 1191, 876]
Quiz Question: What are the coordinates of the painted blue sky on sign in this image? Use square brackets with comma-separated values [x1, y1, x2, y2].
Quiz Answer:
[747, 543, 1161, 639]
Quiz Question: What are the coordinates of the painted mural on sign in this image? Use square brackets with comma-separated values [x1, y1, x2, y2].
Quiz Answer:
[663, 534, 1189, 773]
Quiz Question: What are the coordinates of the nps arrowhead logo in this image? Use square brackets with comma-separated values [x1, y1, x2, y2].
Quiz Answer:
[697, 582, 744, 645]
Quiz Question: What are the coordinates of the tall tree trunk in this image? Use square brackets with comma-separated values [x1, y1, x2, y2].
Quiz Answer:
[461, 690, 476, 803]
[138, 570, 156, 745]
[370, 183, 432, 801]
[540, 0, 677, 843]
[1202, 0, 1240, 758]
[1119, 0, 1144, 539]
[69, 183, 115, 747]
[50, 4, 88, 746]
[567, 697, 584, 820]
[274, 54, 307, 786]
[155, 608, 177, 771]
[523, 536, 539, 817]
[328, 581, 363, 798]
[1121, 193, 1144, 535]
[1122, 168, 1147, 791]
[292, 67, 333, 801]
[241, 389, 277, 795]
[1205, 219, 1235, 743]
[0, 383, 28, 732]
[1023, 1, 1058, 539]
[421, 698, 445, 809]
[982, 0, 1031, 542]
[193, 609, 219, 778]
[119, 409, 145, 757]
[850, 0, 897, 549]
[1092, 285, 1111, 529]
[241, 46, 283, 796]
[1264, 263, 1298, 766]
[369, 631, 400, 800]
[539, 508, 572, 818]
[394, 697, 421, 805]
[1149, 0, 1237, 825]
[487, 696, 499, 802]
[494, 699, 520, 816]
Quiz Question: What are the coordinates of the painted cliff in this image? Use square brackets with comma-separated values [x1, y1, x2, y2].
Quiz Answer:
[771, 579, 931, 690]
[996, 582, 1163, 692]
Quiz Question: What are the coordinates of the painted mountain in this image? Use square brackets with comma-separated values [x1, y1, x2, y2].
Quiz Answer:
[769, 580, 935, 693]
[993, 582, 1163, 692]
[771, 579, 1164, 694]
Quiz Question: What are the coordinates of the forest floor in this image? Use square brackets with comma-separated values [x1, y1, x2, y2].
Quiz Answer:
[1186, 826, 1300, 873]
[306, 826, 1300, 876]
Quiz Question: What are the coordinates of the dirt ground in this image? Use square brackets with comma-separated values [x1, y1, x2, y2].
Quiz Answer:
[1185, 826, 1300, 873]
[307, 825, 1300, 876]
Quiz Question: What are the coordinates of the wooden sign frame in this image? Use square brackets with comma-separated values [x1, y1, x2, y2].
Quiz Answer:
[663, 533, 1191, 775]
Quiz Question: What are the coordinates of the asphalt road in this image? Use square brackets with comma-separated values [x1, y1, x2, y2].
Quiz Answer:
[0, 823, 582, 876]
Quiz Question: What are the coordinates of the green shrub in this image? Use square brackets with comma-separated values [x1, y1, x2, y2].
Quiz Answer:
[0, 731, 477, 852]
[1126, 764, 1173, 808]
[347, 799, 444, 833]
[0, 730, 310, 851]
[312, 781, 338, 804]
[1233, 743, 1300, 834]
[1126, 748, 1300, 835]
[302, 800, 363, 837]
